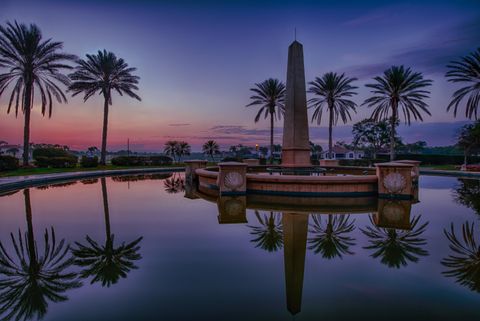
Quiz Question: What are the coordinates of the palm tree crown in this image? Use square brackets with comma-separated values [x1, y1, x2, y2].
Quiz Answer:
[0, 21, 75, 165]
[308, 72, 357, 158]
[68, 50, 141, 164]
[202, 140, 220, 162]
[247, 78, 285, 163]
[446, 48, 480, 120]
[363, 65, 432, 160]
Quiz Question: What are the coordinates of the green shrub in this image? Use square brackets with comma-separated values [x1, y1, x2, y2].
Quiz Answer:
[35, 156, 78, 168]
[80, 156, 99, 168]
[0, 155, 19, 171]
[338, 159, 385, 167]
[221, 157, 243, 162]
[33, 147, 71, 158]
[149, 155, 173, 166]
[377, 154, 480, 165]
[111, 156, 146, 166]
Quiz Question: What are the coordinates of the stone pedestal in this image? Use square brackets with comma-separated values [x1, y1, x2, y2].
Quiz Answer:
[394, 160, 421, 182]
[376, 162, 415, 199]
[319, 159, 339, 167]
[217, 162, 248, 196]
[185, 160, 207, 183]
[243, 158, 260, 166]
[217, 196, 247, 224]
[374, 199, 412, 230]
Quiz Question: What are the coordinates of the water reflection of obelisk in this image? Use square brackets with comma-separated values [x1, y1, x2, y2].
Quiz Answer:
[282, 41, 310, 167]
[283, 213, 308, 315]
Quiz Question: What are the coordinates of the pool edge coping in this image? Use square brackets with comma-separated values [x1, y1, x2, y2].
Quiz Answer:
[0, 167, 185, 194]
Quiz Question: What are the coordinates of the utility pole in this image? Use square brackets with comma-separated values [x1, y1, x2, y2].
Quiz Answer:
[127, 138, 130, 157]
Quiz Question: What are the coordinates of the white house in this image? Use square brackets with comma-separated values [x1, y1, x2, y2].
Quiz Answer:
[321, 146, 364, 160]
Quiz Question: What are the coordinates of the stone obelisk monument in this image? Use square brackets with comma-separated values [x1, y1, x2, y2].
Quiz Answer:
[282, 41, 310, 167]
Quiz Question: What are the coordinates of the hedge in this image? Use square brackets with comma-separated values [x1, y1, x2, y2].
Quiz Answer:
[34, 156, 78, 168]
[0, 155, 19, 171]
[110, 155, 174, 166]
[33, 147, 72, 158]
[377, 154, 480, 165]
[80, 156, 99, 168]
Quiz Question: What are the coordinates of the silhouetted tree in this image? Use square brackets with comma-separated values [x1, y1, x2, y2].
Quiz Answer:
[363, 66, 432, 160]
[0, 22, 75, 165]
[69, 50, 141, 165]
[308, 73, 358, 159]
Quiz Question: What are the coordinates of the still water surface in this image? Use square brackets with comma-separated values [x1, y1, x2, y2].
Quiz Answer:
[0, 173, 479, 321]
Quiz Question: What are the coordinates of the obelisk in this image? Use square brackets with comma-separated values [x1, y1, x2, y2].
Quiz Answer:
[282, 41, 310, 167]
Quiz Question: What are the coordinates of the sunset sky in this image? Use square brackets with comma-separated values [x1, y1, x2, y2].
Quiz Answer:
[0, 0, 479, 152]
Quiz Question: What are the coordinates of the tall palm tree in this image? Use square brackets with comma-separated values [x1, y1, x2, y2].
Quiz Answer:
[363, 66, 432, 161]
[202, 140, 219, 162]
[446, 48, 480, 120]
[0, 21, 75, 166]
[69, 50, 141, 165]
[248, 211, 283, 252]
[442, 221, 480, 292]
[308, 72, 358, 159]
[176, 141, 191, 163]
[0, 189, 81, 321]
[164, 140, 179, 162]
[307, 214, 356, 259]
[247, 78, 285, 164]
[361, 215, 429, 268]
[72, 178, 143, 287]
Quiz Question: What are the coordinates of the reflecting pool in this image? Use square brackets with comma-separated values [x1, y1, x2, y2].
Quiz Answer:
[0, 174, 479, 321]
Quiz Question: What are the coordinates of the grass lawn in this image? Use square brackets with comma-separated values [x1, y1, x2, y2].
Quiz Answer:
[420, 164, 460, 171]
[0, 163, 187, 178]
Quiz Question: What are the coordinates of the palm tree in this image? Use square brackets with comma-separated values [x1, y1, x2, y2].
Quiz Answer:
[442, 222, 480, 292]
[308, 72, 358, 159]
[176, 141, 191, 163]
[248, 211, 283, 252]
[0, 22, 75, 166]
[361, 215, 429, 268]
[164, 140, 178, 162]
[72, 178, 143, 287]
[308, 214, 356, 259]
[202, 140, 219, 162]
[69, 50, 141, 165]
[0, 189, 81, 321]
[446, 48, 480, 120]
[247, 78, 285, 164]
[363, 66, 432, 161]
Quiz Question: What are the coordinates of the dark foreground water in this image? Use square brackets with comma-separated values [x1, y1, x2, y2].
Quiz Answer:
[0, 173, 479, 321]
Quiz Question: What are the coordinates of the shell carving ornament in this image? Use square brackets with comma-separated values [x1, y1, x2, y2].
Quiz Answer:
[383, 172, 406, 194]
[223, 172, 244, 190]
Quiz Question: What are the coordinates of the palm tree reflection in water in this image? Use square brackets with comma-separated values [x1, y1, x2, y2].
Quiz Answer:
[361, 215, 429, 268]
[453, 179, 480, 216]
[248, 211, 283, 252]
[308, 214, 356, 259]
[0, 189, 81, 321]
[72, 178, 143, 287]
[442, 222, 480, 292]
[163, 173, 185, 194]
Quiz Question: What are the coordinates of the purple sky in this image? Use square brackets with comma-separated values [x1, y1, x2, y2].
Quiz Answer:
[0, 0, 479, 151]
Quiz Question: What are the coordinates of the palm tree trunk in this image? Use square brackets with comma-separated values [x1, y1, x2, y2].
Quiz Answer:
[328, 105, 333, 159]
[24, 189, 37, 267]
[390, 103, 397, 161]
[22, 80, 33, 166]
[270, 111, 274, 164]
[101, 178, 112, 242]
[100, 94, 109, 166]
